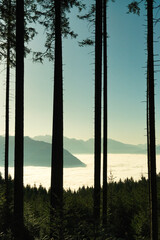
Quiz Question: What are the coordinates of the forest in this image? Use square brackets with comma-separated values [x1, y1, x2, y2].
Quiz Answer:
[0, 0, 160, 239]
[0, 173, 160, 239]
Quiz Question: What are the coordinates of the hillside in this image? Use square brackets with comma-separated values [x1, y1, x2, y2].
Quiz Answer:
[33, 135, 149, 154]
[0, 136, 86, 168]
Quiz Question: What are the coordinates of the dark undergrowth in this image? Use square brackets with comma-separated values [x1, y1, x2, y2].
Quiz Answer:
[0, 173, 160, 239]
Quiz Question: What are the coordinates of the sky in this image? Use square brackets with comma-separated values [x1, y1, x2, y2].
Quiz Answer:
[0, 0, 160, 145]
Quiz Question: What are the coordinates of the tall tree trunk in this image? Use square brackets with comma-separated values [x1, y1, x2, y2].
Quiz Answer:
[4, 0, 11, 228]
[147, 61, 151, 218]
[50, 0, 63, 238]
[94, 0, 102, 222]
[147, 0, 158, 239]
[102, 0, 107, 226]
[14, 0, 24, 238]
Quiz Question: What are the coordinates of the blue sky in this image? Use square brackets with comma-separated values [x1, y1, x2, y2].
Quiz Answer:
[0, 0, 160, 145]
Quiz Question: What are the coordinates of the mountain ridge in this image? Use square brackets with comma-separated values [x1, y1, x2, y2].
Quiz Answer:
[0, 136, 86, 168]
[33, 135, 160, 154]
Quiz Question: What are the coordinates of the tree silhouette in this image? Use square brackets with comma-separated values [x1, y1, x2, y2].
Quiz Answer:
[50, 0, 63, 238]
[4, 0, 11, 186]
[102, 0, 108, 226]
[35, 1, 85, 237]
[77, 1, 115, 225]
[33, 0, 84, 62]
[14, 0, 24, 238]
[0, 1, 16, 227]
[147, 0, 158, 238]
[94, 0, 102, 222]
[3, 0, 12, 228]
[0, 0, 39, 234]
[128, 2, 158, 238]
[147, 60, 151, 213]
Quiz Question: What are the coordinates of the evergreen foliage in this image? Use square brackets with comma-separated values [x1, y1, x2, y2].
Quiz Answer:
[33, 0, 85, 62]
[0, 174, 159, 239]
[0, 0, 39, 65]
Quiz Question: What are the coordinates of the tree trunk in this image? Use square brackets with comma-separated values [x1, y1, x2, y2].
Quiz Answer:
[94, 0, 102, 222]
[50, 0, 63, 238]
[4, 0, 11, 228]
[147, 60, 151, 218]
[147, 0, 158, 239]
[14, 0, 24, 238]
[102, 0, 107, 226]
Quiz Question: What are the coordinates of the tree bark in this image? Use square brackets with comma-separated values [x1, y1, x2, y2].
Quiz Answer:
[94, 0, 102, 222]
[147, 0, 158, 239]
[14, 0, 24, 238]
[50, 0, 63, 238]
[4, 0, 11, 228]
[147, 60, 151, 219]
[102, 0, 108, 226]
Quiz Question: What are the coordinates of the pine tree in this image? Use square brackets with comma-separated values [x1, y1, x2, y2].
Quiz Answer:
[102, 0, 108, 226]
[4, 0, 11, 228]
[50, 0, 63, 238]
[147, 0, 158, 239]
[14, 0, 24, 238]
[94, 0, 102, 222]
[35, 1, 85, 237]
[128, 1, 158, 238]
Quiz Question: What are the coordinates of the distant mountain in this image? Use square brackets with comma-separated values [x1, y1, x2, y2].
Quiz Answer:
[0, 136, 86, 168]
[33, 135, 52, 143]
[33, 135, 93, 153]
[108, 139, 146, 154]
[33, 135, 160, 154]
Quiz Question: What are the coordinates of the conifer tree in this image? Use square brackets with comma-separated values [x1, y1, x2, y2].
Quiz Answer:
[35, 1, 84, 237]
[33, 0, 84, 62]
[0, 0, 39, 233]
[94, 0, 102, 222]
[3, 0, 11, 227]
[14, 0, 24, 238]
[50, 0, 63, 227]
[102, 0, 108, 226]
[4, 0, 11, 187]
[0, 0, 39, 187]
[147, 0, 158, 238]
[0, 0, 38, 193]
[128, 1, 159, 238]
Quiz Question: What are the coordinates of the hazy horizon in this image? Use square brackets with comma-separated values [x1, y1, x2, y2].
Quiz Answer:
[0, 134, 148, 145]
